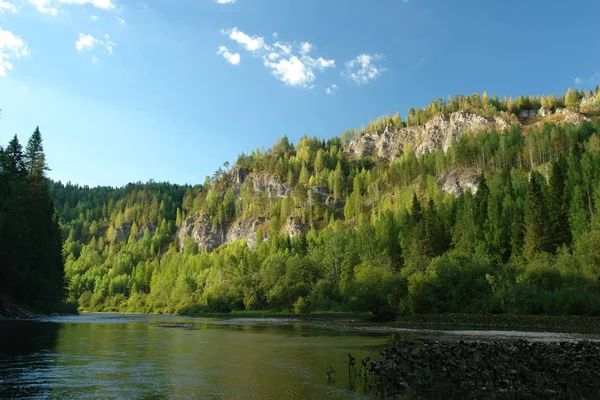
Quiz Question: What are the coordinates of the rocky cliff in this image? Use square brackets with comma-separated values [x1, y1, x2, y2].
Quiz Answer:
[344, 112, 516, 161]
[177, 214, 307, 252]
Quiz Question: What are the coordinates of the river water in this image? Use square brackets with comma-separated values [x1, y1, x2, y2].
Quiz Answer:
[0, 314, 394, 399]
[3, 314, 600, 400]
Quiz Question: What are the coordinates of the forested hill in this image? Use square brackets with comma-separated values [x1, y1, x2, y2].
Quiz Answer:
[53, 88, 600, 318]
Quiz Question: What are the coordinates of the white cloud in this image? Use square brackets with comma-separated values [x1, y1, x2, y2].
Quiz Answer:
[75, 33, 97, 50]
[344, 53, 386, 84]
[216, 0, 235, 3]
[221, 27, 265, 52]
[263, 50, 335, 88]
[325, 84, 337, 95]
[76, 33, 115, 63]
[264, 56, 315, 87]
[115, 16, 125, 24]
[299, 42, 312, 55]
[217, 46, 240, 65]
[90, 14, 98, 20]
[575, 73, 600, 85]
[221, 28, 335, 88]
[27, 0, 115, 15]
[0, 27, 29, 76]
[0, 1, 17, 13]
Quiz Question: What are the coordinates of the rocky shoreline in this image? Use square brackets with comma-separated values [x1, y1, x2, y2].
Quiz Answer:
[353, 339, 600, 399]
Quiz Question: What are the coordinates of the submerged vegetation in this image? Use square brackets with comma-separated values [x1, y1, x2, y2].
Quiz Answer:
[15, 87, 599, 318]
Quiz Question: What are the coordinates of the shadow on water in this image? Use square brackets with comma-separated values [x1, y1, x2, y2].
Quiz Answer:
[0, 321, 62, 399]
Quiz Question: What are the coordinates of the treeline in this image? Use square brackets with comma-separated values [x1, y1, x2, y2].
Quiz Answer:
[55, 113, 600, 318]
[0, 128, 67, 312]
[339, 87, 600, 142]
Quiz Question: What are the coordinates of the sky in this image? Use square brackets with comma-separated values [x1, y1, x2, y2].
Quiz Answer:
[0, 0, 599, 187]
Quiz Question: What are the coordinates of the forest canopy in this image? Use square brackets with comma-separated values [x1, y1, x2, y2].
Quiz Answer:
[48, 89, 600, 318]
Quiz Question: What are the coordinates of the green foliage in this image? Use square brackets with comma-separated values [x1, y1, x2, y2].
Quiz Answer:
[0, 129, 66, 312]
[36, 90, 600, 318]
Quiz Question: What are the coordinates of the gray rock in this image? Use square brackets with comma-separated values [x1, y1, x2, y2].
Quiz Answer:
[437, 167, 484, 196]
[344, 112, 516, 161]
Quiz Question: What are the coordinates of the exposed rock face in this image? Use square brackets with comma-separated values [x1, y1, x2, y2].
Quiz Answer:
[554, 108, 592, 125]
[344, 112, 515, 161]
[437, 167, 484, 196]
[283, 217, 309, 238]
[538, 107, 552, 117]
[136, 222, 156, 240]
[177, 214, 312, 252]
[177, 215, 268, 252]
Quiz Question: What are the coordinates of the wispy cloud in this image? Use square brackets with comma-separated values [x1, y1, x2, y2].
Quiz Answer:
[325, 84, 337, 95]
[344, 53, 386, 85]
[410, 57, 425, 69]
[575, 73, 600, 86]
[222, 27, 335, 88]
[216, 0, 235, 3]
[0, 27, 29, 76]
[75, 33, 115, 63]
[90, 14, 99, 20]
[115, 16, 125, 24]
[27, 0, 116, 16]
[0, 1, 17, 13]
[217, 46, 240, 65]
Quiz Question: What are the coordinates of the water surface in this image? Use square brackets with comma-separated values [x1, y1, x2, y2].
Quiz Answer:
[0, 314, 391, 399]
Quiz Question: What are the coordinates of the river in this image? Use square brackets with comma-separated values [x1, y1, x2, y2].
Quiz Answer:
[0, 314, 394, 399]
[3, 314, 600, 400]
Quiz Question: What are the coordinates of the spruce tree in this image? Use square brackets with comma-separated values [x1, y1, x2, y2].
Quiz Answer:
[523, 171, 551, 260]
[548, 158, 571, 252]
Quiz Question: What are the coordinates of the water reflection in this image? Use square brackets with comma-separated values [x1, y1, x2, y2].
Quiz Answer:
[0, 321, 61, 399]
[1, 315, 387, 399]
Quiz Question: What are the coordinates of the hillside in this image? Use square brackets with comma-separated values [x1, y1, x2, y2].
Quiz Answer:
[52, 88, 600, 318]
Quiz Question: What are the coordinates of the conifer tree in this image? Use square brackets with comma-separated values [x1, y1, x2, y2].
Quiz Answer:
[523, 172, 551, 260]
[548, 158, 571, 252]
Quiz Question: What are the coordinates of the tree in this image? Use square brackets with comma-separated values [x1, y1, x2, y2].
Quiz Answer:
[2, 135, 26, 177]
[25, 127, 49, 179]
[547, 158, 571, 252]
[523, 172, 551, 260]
[565, 88, 581, 111]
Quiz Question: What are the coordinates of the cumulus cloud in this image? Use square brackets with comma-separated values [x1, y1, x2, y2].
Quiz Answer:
[344, 53, 386, 84]
[221, 27, 265, 52]
[0, 27, 29, 76]
[0, 1, 17, 13]
[217, 46, 240, 65]
[27, 0, 115, 16]
[222, 27, 335, 88]
[76, 33, 115, 63]
[325, 84, 337, 95]
[90, 14, 99, 20]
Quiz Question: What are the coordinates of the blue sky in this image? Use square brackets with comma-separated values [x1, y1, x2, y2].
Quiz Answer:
[0, 0, 599, 187]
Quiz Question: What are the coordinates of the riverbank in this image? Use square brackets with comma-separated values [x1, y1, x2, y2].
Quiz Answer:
[0, 297, 78, 320]
[358, 338, 600, 399]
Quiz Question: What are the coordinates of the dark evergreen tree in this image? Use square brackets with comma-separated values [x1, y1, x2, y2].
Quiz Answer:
[523, 171, 551, 260]
[548, 157, 571, 252]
